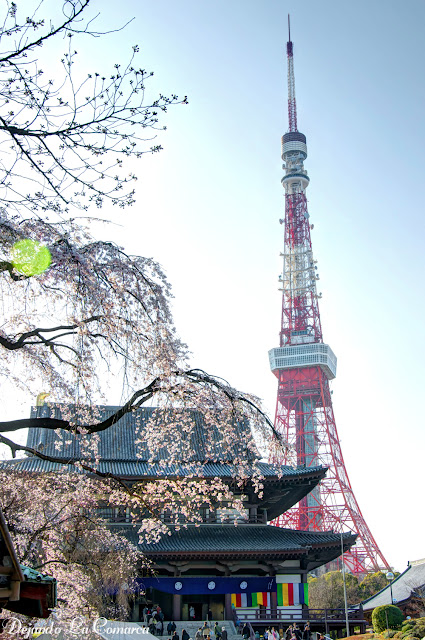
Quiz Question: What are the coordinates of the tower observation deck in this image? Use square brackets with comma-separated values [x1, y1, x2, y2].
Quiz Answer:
[269, 18, 389, 574]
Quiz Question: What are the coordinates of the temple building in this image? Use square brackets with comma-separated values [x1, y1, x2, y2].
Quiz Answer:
[362, 559, 425, 618]
[0, 507, 57, 619]
[2, 403, 359, 628]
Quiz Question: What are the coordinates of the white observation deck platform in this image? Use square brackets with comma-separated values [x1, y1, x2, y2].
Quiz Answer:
[269, 343, 337, 380]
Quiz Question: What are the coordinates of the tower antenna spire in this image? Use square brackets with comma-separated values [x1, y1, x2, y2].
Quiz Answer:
[286, 14, 297, 132]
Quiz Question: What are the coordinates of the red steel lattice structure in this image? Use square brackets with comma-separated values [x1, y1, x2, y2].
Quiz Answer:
[269, 20, 389, 575]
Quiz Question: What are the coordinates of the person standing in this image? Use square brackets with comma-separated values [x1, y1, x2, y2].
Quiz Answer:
[196, 628, 203, 640]
[303, 623, 311, 640]
[202, 622, 211, 638]
[182, 629, 190, 640]
[149, 616, 157, 636]
[221, 628, 228, 640]
[168, 621, 177, 636]
[190, 605, 196, 621]
[293, 625, 302, 640]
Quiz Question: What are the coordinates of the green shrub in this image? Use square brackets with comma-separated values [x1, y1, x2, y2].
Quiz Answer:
[372, 605, 404, 633]
[402, 619, 425, 639]
[382, 630, 398, 638]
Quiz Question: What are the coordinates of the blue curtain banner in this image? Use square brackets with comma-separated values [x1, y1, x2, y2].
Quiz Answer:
[136, 576, 277, 595]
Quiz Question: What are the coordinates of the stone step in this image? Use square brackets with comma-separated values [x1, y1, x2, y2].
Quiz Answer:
[154, 636, 241, 640]
[149, 621, 238, 640]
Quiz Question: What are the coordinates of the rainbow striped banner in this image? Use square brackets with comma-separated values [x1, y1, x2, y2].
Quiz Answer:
[231, 592, 272, 608]
[231, 593, 248, 607]
[251, 592, 271, 607]
[277, 583, 308, 606]
[231, 586, 306, 609]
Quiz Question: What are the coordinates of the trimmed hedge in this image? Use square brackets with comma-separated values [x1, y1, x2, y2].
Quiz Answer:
[372, 605, 404, 632]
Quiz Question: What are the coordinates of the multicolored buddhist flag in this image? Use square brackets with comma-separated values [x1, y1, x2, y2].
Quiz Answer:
[277, 583, 308, 606]
[231, 593, 248, 607]
[251, 592, 271, 607]
[232, 585, 307, 609]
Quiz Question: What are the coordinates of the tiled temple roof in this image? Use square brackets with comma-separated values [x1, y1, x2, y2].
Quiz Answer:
[25, 405, 259, 463]
[5, 404, 326, 483]
[0, 404, 327, 519]
[1, 456, 323, 479]
[120, 524, 356, 568]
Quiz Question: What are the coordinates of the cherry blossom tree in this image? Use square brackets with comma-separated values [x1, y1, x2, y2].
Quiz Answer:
[0, 468, 248, 636]
[0, 471, 140, 622]
[0, 0, 288, 630]
[0, 0, 284, 467]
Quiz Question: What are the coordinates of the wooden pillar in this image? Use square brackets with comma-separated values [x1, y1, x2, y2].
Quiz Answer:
[223, 565, 232, 620]
[269, 567, 277, 618]
[132, 602, 140, 622]
[301, 571, 309, 619]
[270, 590, 277, 618]
[173, 594, 181, 621]
[225, 593, 232, 620]
[249, 506, 258, 523]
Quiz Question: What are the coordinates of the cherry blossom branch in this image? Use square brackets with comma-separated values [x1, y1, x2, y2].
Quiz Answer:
[0, 1, 90, 65]
[0, 1, 187, 212]
[0, 369, 280, 437]
[0, 316, 104, 350]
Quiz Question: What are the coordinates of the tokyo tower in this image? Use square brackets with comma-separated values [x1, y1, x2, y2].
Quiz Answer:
[269, 18, 389, 575]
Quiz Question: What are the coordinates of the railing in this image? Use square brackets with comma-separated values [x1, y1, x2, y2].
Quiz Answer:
[308, 609, 364, 622]
[236, 608, 364, 623]
[159, 514, 267, 525]
[245, 621, 256, 640]
[231, 609, 255, 640]
[94, 507, 267, 525]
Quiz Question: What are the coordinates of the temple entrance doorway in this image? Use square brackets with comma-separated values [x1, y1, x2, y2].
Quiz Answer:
[187, 602, 203, 621]
[182, 595, 224, 621]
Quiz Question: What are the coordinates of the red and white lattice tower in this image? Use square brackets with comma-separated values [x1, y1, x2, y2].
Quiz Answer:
[269, 18, 389, 575]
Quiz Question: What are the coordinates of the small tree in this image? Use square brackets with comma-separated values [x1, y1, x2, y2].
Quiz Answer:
[372, 605, 404, 632]
[359, 571, 390, 600]
[308, 571, 360, 609]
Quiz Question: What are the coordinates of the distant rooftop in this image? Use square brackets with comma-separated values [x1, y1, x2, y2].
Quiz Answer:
[362, 558, 425, 610]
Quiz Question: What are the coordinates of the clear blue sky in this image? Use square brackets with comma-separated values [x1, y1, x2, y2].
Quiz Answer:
[7, 0, 425, 573]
